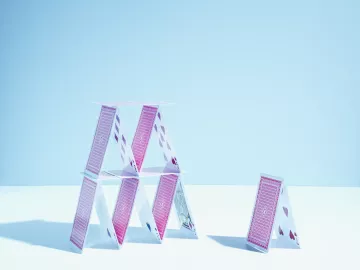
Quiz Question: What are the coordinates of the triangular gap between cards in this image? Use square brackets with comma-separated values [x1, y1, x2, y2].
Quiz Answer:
[273, 185, 300, 249]
[110, 107, 161, 244]
[153, 107, 197, 238]
[130, 105, 197, 239]
[70, 105, 121, 253]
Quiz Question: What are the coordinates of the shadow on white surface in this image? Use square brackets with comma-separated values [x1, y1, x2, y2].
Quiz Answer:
[0, 220, 121, 252]
[270, 239, 301, 249]
[208, 235, 301, 252]
[0, 220, 197, 252]
[0, 220, 76, 252]
[165, 227, 198, 239]
[207, 235, 261, 252]
[125, 227, 161, 244]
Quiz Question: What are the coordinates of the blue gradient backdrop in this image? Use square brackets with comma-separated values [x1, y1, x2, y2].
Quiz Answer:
[1, 0, 359, 186]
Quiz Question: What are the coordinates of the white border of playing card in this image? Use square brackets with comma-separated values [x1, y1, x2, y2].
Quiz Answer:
[246, 173, 284, 253]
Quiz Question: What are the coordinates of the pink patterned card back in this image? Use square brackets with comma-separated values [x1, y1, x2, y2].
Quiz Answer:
[70, 177, 97, 250]
[247, 176, 282, 251]
[86, 106, 116, 175]
[131, 106, 158, 171]
[112, 178, 139, 244]
[152, 174, 178, 239]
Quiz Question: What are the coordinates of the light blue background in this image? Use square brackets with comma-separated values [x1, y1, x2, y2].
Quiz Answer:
[1, 0, 359, 186]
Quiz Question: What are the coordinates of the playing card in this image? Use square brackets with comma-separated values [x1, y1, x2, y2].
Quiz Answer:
[94, 184, 120, 248]
[174, 180, 196, 232]
[275, 186, 300, 248]
[135, 181, 161, 241]
[86, 106, 116, 176]
[112, 178, 139, 244]
[247, 175, 283, 252]
[70, 177, 97, 251]
[153, 109, 180, 173]
[131, 105, 158, 171]
[153, 174, 178, 239]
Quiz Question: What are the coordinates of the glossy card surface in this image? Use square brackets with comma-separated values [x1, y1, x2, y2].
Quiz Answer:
[113, 178, 139, 244]
[247, 175, 282, 252]
[153, 174, 178, 239]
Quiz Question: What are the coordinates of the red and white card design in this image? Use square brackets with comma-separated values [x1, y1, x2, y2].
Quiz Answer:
[71, 104, 197, 252]
[112, 178, 139, 244]
[70, 177, 97, 251]
[152, 174, 179, 239]
[131, 105, 158, 171]
[275, 185, 300, 248]
[85, 106, 116, 177]
[246, 174, 300, 253]
[71, 105, 119, 253]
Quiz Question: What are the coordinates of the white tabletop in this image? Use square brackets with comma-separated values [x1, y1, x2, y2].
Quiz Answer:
[0, 185, 359, 270]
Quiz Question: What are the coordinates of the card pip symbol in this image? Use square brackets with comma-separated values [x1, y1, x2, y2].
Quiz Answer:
[279, 226, 284, 236]
[289, 230, 295, 240]
[283, 207, 288, 217]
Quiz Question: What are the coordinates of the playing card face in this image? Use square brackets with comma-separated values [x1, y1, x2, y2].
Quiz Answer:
[86, 106, 116, 176]
[132, 105, 158, 171]
[247, 175, 282, 252]
[135, 182, 161, 241]
[152, 174, 178, 239]
[275, 186, 300, 248]
[112, 178, 139, 245]
[174, 180, 196, 233]
[70, 177, 97, 251]
[94, 184, 119, 248]
[153, 110, 180, 173]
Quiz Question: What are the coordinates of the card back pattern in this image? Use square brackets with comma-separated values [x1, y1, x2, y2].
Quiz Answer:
[86, 106, 116, 175]
[152, 174, 178, 239]
[112, 178, 139, 244]
[70, 177, 97, 250]
[131, 105, 158, 171]
[247, 176, 282, 251]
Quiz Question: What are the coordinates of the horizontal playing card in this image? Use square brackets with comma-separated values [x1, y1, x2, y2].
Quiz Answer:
[70, 177, 97, 250]
[247, 175, 282, 252]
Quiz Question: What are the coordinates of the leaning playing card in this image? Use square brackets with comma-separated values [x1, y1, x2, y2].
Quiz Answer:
[274, 185, 301, 248]
[246, 174, 283, 253]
